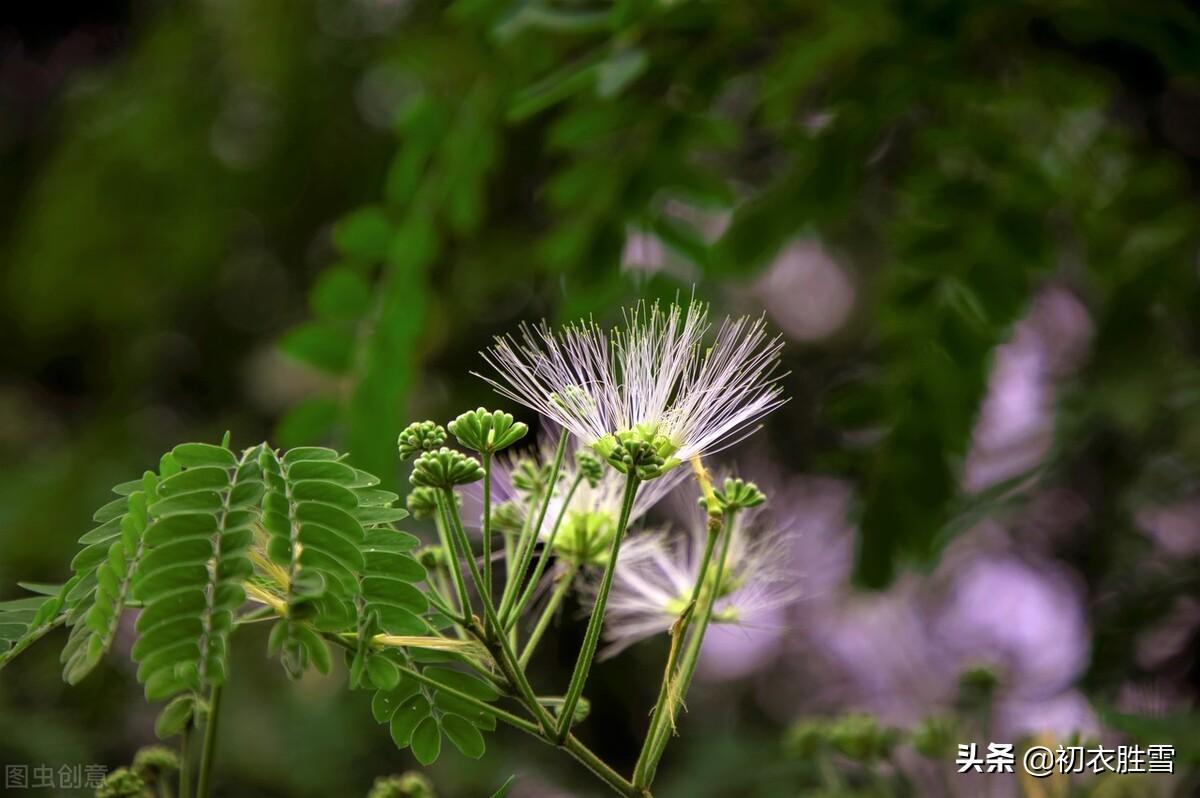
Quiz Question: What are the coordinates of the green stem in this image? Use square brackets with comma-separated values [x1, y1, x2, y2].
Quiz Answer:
[519, 562, 579, 668]
[481, 451, 494, 614]
[195, 684, 223, 798]
[508, 472, 583, 628]
[435, 493, 473, 618]
[503, 524, 516, 583]
[643, 509, 738, 784]
[178, 724, 192, 798]
[632, 514, 721, 787]
[554, 470, 640, 743]
[441, 488, 559, 734]
[423, 584, 467, 628]
[499, 429, 569, 622]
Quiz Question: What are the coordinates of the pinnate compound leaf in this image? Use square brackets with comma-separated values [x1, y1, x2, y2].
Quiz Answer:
[62, 477, 158, 684]
[261, 446, 367, 677]
[131, 443, 263, 702]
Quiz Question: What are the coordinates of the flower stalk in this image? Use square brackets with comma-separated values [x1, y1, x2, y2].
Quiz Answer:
[555, 469, 640, 743]
[195, 683, 223, 798]
[499, 429, 569, 625]
[640, 507, 739, 785]
[509, 470, 584, 627]
[631, 507, 723, 787]
[520, 562, 579, 668]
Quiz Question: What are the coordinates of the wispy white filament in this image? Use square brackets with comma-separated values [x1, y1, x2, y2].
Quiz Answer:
[590, 507, 802, 658]
[476, 300, 787, 462]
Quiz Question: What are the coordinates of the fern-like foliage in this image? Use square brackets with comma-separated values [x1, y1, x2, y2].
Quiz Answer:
[58, 459, 176, 684]
[0, 437, 497, 768]
[260, 446, 369, 677]
[0, 583, 66, 668]
[131, 442, 264, 702]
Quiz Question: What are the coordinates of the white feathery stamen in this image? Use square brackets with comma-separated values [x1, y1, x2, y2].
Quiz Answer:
[591, 506, 802, 658]
[476, 299, 787, 464]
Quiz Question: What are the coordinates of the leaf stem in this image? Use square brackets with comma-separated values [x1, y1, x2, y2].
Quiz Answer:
[519, 562, 579, 668]
[554, 470, 640, 743]
[195, 683, 223, 798]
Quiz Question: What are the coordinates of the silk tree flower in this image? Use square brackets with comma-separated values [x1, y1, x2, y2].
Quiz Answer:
[591, 506, 801, 658]
[476, 300, 786, 473]
[483, 435, 687, 569]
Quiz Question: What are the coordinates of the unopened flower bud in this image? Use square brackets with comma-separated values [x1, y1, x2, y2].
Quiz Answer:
[448, 407, 528, 453]
[398, 421, 447, 460]
[411, 448, 484, 489]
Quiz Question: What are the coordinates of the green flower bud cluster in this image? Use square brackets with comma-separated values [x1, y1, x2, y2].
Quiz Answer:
[132, 746, 179, 780]
[575, 450, 604, 487]
[366, 771, 436, 798]
[490, 500, 526, 534]
[410, 448, 484, 489]
[95, 768, 149, 798]
[415, 544, 448, 570]
[405, 486, 441, 520]
[785, 713, 899, 763]
[911, 715, 956, 759]
[511, 458, 555, 496]
[825, 713, 898, 761]
[549, 384, 593, 415]
[398, 421, 447, 460]
[713, 478, 767, 512]
[448, 407, 527, 453]
[607, 437, 665, 480]
[593, 424, 682, 479]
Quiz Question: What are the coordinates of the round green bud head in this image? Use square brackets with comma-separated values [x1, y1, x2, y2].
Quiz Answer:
[416, 544, 447, 570]
[405, 486, 440, 520]
[826, 713, 897, 762]
[490, 500, 526, 535]
[784, 719, 828, 758]
[549, 384, 593, 415]
[447, 407, 528, 453]
[398, 421, 447, 460]
[608, 438, 665, 480]
[410, 448, 485, 489]
[511, 459, 554, 496]
[132, 746, 179, 779]
[911, 715, 955, 759]
[95, 768, 148, 798]
[714, 478, 767, 512]
[575, 450, 604, 488]
[367, 771, 436, 798]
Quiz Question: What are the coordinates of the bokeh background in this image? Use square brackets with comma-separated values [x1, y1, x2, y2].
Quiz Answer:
[2, 2, 1200, 796]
